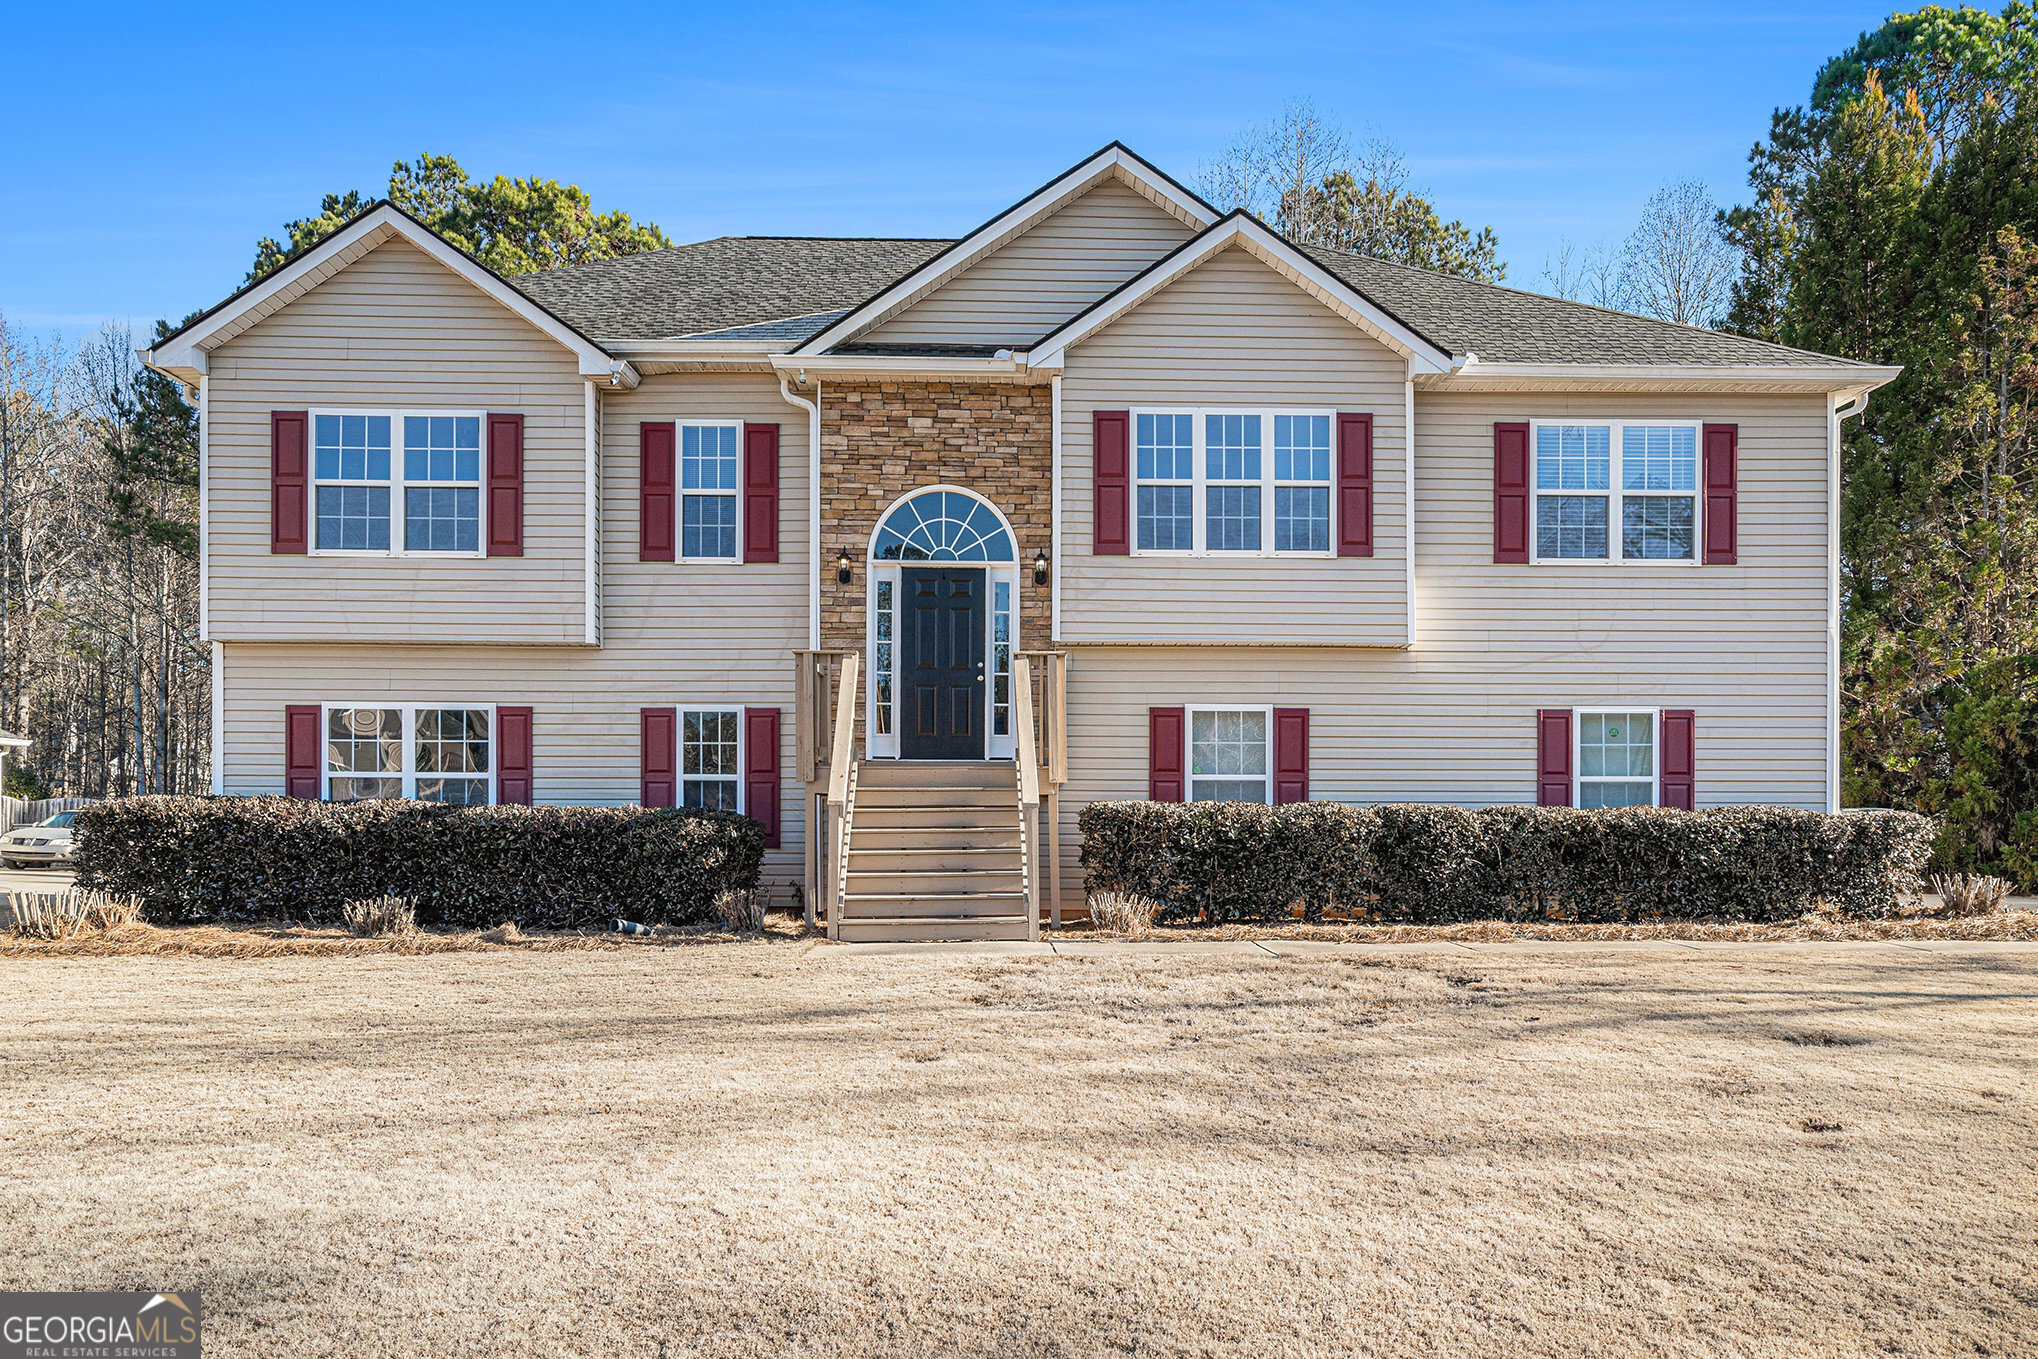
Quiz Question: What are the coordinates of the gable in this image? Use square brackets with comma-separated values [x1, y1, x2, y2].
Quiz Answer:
[213, 236, 578, 371]
[857, 181, 1197, 348]
[142, 203, 628, 389]
[1062, 243, 1407, 374]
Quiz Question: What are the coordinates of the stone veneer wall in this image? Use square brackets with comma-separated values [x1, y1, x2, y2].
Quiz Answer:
[819, 380, 1053, 652]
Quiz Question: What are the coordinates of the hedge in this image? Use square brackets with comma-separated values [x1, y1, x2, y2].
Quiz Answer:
[72, 796, 766, 929]
[1079, 801, 1936, 923]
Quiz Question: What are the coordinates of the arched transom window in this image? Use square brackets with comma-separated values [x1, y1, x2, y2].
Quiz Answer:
[871, 491, 1014, 562]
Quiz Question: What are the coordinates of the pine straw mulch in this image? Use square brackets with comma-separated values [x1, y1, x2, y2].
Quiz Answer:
[0, 914, 814, 959]
[1056, 907, 2038, 944]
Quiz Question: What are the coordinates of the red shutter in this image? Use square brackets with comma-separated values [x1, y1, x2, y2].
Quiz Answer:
[271, 411, 309, 554]
[744, 706, 781, 847]
[284, 704, 321, 799]
[1536, 708, 1573, 807]
[1660, 709, 1696, 810]
[1093, 410, 1130, 555]
[1273, 707, 1310, 805]
[1495, 422, 1531, 563]
[1336, 413, 1373, 557]
[640, 422, 675, 562]
[496, 706, 533, 805]
[1148, 706, 1185, 802]
[1703, 423, 1738, 565]
[640, 707, 676, 808]
[742, 424, 780, 564]
[485, 413, 524, 557]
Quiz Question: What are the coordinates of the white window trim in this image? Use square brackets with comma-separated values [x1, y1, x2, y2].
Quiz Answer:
[864, 560, 1019, 761]
[308, 407, 488, 559]
[1129, 408, 1336, 559]
[1528, 419, 1702, 568]
[1186, 703, 1275, 805]
[1572, 706, 1662, 808]
[675, 703, 746, 814]
[320, 701, 497, 803]
[676, 420, 744, 565]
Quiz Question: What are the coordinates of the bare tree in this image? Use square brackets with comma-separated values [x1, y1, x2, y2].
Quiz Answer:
[1199, 98, 1347, 236]
[0, 313, 206, 798]
[1539, 238, 1624, 307]
[1613, 181, 1741, 326]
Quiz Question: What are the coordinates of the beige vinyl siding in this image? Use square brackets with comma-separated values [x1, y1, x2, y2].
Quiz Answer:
[1058, 246, 1410, 645]
[1045, 390, 1834, 897]
[220, 641, 807, 888]
[597, 372, 810, 656]
[216, 371, 815, 877]
[206, 238, 589, 644]
[863, 181, 1193, 347]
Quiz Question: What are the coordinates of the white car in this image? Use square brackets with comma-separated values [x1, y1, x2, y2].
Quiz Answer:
[2, 810, 77, 868]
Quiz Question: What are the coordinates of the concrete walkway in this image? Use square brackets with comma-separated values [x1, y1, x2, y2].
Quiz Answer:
[816, 935, 2038, 958]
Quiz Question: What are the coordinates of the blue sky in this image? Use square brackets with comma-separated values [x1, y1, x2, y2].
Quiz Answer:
[2, 1, 1892, 337]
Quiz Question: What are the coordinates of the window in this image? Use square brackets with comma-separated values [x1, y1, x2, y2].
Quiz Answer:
[1189, 706, 1272, 803]
[1135, 413, 1195, 551]
[324, 705, 492, 803]
[1532, 422, 1698, 563]
[1577, 710, 1657, 807]
[1273, 414, 1332, 552]
[681, 709, 742, 810]
[680, 424, 739, 560]
[1132, 409, 1334, 556]
[403, 416, 481, 552]
[313, 410, 483, 555]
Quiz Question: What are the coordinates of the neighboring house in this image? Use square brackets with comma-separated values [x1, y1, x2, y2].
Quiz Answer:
[142, 143, 1898, 940]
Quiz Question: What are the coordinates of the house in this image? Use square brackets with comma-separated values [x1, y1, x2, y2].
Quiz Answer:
[141, 143, 1898, 940]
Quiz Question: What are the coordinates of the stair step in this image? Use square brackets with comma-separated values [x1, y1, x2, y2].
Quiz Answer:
[851, 808, 1019, 831]
[835, 917, 1033, 942]
[855, 785, 1015, 809]
[855, 761, 1016, 790]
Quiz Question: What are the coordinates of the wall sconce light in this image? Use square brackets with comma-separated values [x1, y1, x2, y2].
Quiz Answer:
[836, 552, 853, 585]
[1033, 550, 1050, 586]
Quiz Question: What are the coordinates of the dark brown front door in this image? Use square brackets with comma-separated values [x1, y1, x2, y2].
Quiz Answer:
[899, 567, 985, 759]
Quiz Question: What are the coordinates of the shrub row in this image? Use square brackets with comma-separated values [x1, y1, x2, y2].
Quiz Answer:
[73, 796, 766, 929]
[1078, 801, 1936, 923]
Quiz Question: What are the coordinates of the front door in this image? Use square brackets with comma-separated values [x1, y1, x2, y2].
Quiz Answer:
[899, 567, 985, 759]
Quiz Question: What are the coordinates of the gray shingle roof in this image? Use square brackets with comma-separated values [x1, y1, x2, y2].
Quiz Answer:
[511, 237, 950, 342]
[1299, 245, 1868, 368]
[510, 230, 1868, 369]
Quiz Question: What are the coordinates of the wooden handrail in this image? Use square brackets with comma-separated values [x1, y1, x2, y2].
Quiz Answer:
[1018, 650, 1068, 789]
[1013, 654, 1040, 807]
[827, 652, 860, 809]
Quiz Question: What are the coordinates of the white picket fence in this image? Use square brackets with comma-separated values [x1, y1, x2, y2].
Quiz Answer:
[0, 796, 90, 837]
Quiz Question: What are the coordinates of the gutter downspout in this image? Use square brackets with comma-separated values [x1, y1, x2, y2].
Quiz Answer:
[1828, 387, 1872, 814]
[779, 374, 822, 650]
[1050, 374, 1062, 644]
[1404, 357, 1417, 647]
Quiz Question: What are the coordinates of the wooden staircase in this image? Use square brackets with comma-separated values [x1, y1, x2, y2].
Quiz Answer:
[836, 761, 1033, 941]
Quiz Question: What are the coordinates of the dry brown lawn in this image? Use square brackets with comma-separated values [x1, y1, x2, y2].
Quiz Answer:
[2, 941, 2033, 1357]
